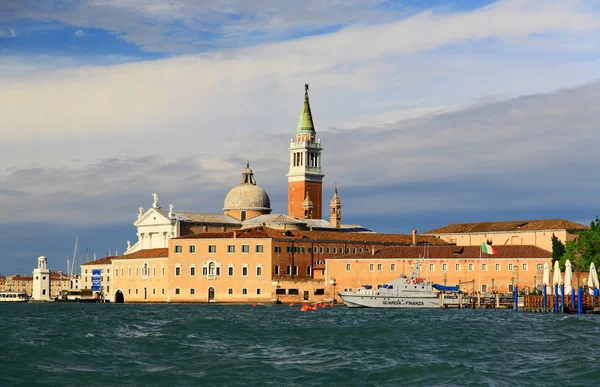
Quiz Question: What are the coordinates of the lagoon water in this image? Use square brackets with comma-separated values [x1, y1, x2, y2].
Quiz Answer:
[2, 303, 600, 386]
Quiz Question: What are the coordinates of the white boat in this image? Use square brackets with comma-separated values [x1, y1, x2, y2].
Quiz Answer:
[0, 291, 29, 302]
[338, 260, 459, 308]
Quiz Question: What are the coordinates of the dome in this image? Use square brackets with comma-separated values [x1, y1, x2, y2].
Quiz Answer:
[223, 184, 271, 211]
[223, 162, 271, 212]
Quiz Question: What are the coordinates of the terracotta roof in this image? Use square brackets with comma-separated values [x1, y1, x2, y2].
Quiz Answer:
[423, 219, 589, 234]
[329, 245, 552, 260]
[81, 256, 115, 266]
[9, 276, 33, 281]
[82, 248, 168, 265]
[176, 226, 447, 245]
[112, 248, 169, 261]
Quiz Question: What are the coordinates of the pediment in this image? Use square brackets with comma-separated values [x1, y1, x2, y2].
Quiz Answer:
[134, 207, 175, 227]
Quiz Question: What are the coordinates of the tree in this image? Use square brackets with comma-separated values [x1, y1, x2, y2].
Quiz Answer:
[551, 233, 565, 267]
[559, 216, 600, 273]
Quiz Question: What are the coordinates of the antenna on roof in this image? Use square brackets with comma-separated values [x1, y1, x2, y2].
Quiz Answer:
[94, 253, 97, 261]
[85, 248, 88, 264]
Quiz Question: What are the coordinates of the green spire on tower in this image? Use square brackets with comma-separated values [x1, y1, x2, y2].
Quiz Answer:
[297, 83, 315, 133]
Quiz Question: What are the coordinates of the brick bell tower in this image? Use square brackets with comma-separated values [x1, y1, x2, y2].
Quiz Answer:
[287, 84, 324, 219]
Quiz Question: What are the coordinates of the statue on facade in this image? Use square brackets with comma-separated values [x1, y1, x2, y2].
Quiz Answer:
[152, 192, 159, 208]
[138, 207, 143, 219]
[127, 240, 131, 250]
[169, 204, 174, 219]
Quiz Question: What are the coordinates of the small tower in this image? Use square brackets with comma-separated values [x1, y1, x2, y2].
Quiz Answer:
[329, 185, 342, 229]
[287, 84, 324, 219]
[302, 191, 314, 219]
[32, 256, 51, 301]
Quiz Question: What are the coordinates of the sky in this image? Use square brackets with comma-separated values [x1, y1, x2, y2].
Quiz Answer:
[1, 0, 600, 274]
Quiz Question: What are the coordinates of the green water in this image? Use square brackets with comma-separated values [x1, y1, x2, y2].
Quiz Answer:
[1, 303, 599, 386]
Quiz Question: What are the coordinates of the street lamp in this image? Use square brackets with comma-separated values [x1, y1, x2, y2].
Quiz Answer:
[511, 277, 514, 295]
[492, 278, 495, 294]
[329, 277, 337, 303]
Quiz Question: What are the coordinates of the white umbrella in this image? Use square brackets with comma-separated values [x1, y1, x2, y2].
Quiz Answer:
[553, 260, 562, 294]
[588, 262, 599, 294]
[543, 262, 551, 292]
[564, 260, 573, 295]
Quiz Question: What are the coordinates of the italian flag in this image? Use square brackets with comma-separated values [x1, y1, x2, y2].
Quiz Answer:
[481, 242, 497, 255]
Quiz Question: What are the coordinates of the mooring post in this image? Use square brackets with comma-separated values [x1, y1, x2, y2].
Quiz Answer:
[496, 293, 500, 308]
[514, 286, 518, 312]
[554, 284, 559, 313]
[571, 288, 575, 308]
[458, 293, 462, 308]
[594, 288, 598, 309]
[578, 287, 583, 314]
[543, 285, 547, 312]
[561, 284, 565, 313]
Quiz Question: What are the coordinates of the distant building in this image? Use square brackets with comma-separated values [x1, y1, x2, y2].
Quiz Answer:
[326, 245, 553, 297]
[81, 256, 115, 301]
[423, 219, 588, 252]
[32, 256, 51, 301]
[5, 275, 33, 296]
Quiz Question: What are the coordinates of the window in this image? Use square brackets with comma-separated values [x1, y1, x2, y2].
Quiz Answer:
[241, 210, 246, 221]
[153, 267, 156, 276]
[121, 268, 124, 277]
[377, 264, 382, 271]
[429, 263, 435, 271]
[286, 265, 291, 275]
[468, 263, 474, 271]
[495, 263, 501, 272]
[306, 266, 311, 276]
[537, 263, 543, 272]
[326, 247, 331, 254]
[481, 284, 487, 293]
[345, 248, 350, 254]
[508, 263, 514, 271]
[320, 247, 324, 254]
[135, 289, 139, 295]
[242, 288, 248, 295]
[190, 288, 195, 295]
[202, 266, 207, 276]
[175, 245, 182, 253]
[293, 265, 298, 276]
[175, 265, 181, 276]
[442, 264, 448, 271]
[152, 288, 156, 295]
[189, 245, 196, 253]
[286, 246, 291, 253]
[161, 288, 165, 295]
[522, 263, 528, 271]
[242, 265, 248, 277]
[482, 264, 488, 271]
[256, 265, 262, 276]
[190, 266, 196, 277]
[390, 263, 396, 271]
[275, 246, 281, 253]
[256, 289, 262, 295]
[228, 265, 234, 276]
[228, 288, 234, 295]
[455, 263, 461, 271]
[115, 270, 118, 277]
[288, 289, 299, 295]
[136, 268, 139, 277]
[227, 244, 235, 253]
[369, 263, 374, 271]
[508, 284, 514, 293]
[162, 266, 165, 276]
[242, 245, 249, 253]
[307, 247, 312, 253]
[128, 267, 131, 277]
[333, 248, 337, 254]
[175, 288, 180, 295]
[208, 262, 216, 276]
[208, 245, 216, 253]
[301, 247, 305, 253]
[274, 265, 280, 276]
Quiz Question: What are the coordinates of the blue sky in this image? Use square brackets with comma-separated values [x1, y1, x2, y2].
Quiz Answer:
[1, 0, 600, 274]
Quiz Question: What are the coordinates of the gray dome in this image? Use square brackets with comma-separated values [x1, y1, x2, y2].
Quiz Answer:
[223, 161, 271, 212]
[223, 184, 271, 211]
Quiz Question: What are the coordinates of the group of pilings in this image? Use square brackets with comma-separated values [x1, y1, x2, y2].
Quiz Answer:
[439, 292, 515, 309]
[523, 284, 600, 314]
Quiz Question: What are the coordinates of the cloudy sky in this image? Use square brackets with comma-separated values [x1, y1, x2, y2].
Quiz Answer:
[1, 0, 599, 274]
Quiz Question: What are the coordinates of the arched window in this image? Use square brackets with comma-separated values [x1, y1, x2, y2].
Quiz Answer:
[208, 262, 216, 276]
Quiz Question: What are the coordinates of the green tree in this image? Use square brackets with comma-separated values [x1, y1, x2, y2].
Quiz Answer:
[551, 233, 565, 267]
[560, 216, 600, 273]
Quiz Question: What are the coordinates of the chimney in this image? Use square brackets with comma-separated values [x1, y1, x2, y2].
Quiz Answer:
[412, 229, 417, 245]
[371, 245, 375, 256]
[233, 230, 237, 239]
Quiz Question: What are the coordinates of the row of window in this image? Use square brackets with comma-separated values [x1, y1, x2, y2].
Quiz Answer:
[344, 262, 541, 273]
[126, 288, 165, 295]
[173, 288, 262, 295]
[114, 264, 166, 278]
[174, 244, 264, 254]
[275, 246, 369, 255]
[175, 263, 263, 278]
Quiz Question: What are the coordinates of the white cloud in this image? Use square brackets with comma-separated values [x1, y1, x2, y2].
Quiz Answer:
[0, 28, 17, 37]
[74, 29, 86, 37]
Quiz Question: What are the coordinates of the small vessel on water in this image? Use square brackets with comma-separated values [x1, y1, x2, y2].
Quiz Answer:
[54, 289, 97, 303]
[0, 291, 29, 302]
[338, 260, 460, 308]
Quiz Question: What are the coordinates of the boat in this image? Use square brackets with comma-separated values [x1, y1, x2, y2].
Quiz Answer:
[0, 291, 29, 302]
[54, 289, 98, 303]
[338, 260, 460, 308]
